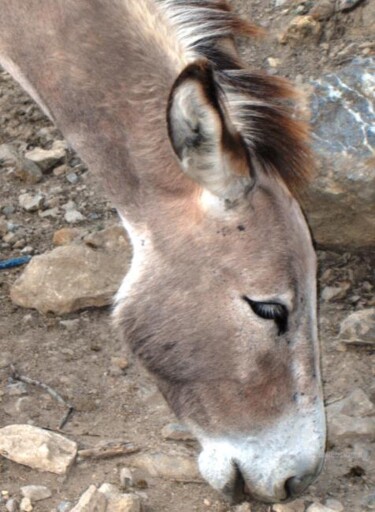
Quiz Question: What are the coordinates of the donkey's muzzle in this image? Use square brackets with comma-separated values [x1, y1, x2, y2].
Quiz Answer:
[227, 461, 322, 504]
[197, 408, 326, 504]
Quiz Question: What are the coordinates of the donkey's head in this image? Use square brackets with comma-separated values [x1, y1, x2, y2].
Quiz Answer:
[115, 60, 325, 504]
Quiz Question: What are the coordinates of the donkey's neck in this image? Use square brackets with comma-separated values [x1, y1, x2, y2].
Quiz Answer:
[0, 0, 194, 220]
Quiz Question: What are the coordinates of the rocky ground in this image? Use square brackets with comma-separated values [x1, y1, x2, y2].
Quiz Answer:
[0, 1, 374, 512]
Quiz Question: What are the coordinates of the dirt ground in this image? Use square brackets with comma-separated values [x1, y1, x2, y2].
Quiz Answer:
[0, 1, 374, 511]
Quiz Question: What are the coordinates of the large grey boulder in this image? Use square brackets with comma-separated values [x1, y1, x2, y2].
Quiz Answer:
[304, 58, 375, 247]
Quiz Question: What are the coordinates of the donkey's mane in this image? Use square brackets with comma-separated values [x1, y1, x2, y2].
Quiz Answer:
[159, 0, 313, 192]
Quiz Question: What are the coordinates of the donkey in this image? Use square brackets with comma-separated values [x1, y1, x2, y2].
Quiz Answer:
[0, 0, 326, 504]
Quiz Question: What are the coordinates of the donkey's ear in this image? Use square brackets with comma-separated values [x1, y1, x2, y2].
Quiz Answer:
[167, 61, 253, 201]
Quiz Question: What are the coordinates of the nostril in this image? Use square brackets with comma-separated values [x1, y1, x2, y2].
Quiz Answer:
[222, 462, 247, 504]
[285, 474, 314, 499]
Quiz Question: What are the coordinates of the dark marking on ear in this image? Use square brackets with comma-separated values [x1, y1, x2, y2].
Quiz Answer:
[237, 225, 245, 231]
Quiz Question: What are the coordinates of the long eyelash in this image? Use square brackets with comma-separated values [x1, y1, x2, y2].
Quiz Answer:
[242, 296, 288, 335]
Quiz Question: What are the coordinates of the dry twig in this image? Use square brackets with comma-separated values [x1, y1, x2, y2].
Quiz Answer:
[9, 364, 74, 429]
[78, 440, 139, 460]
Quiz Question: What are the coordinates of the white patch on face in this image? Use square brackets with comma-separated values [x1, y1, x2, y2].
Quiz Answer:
[113, 213, 152, 319]
[192, 405, 326, 502]
[0, 55, 53, 121]
[199, 188, 228, 216]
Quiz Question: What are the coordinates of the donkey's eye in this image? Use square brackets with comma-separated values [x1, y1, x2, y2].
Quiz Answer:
[242, 296, 288, 335]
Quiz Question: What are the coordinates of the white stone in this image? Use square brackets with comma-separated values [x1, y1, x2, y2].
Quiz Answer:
[20, 485, 52, 502]
[0, 424, 77, 474]
[119, 467, 134, 489]
[321, 283, 350, 301]
[25, 143, 65, 172]
[39, 207, 60, 219]
[70, 486, 106, 512]
[18, 193, 44, 212]
[97, 484, 120, 496]
[19, 498, 33, 512]
[339, 308, 375, 346]
[64, 209, 85, 224]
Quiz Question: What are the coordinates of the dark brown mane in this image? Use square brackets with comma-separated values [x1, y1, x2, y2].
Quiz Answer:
[161, 0, 314, 193]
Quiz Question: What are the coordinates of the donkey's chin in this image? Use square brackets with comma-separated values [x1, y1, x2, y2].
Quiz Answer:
[194, 412, 326, 504]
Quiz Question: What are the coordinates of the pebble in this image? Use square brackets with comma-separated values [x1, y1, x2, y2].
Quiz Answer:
[233, 504, 252, 512]
[130, 452, 200, 482]
[2, 205, 15, 216]
[111, 356, 129, 371]
[39, 207, 60, 219]
[53, 227, 81, 246]
[5, 498, 19, 512]
[19, 498, 32, 512]
[0, 143, 42, 184]
[98, 483, 141, 512]
[120, 467, 134, 489]
[20, 486, 52, 502]
[272, 499, 305, 511]
[57, 501, 73, 512]
[66, 172, 79, 184]
[339, 308, 375, 346]
[279, 16, 321, 45]
[98, 483, 119, 496]
[338, 0, 364, 10]
[0, 424, 77, 474]
[309, 0, 336, 20]
[53, 164, 69, 177]
[161, 423, 195, 442]
[324, 499, 344, 511]
[321, 282, 350, 301]
[267, 57, 281, 68]
[14, 160, 43, 185]
[64, 208, 85, 224]
[120, 467, 149, 490]
[69, 485, 106, 512]
[25, 142, 66, 172]
[18, 193, 44, 212]
[306, 503, 339, 512]
[21, 246, 34, 255]
[84, 225, 127, 249]
[3, 232, 16, 244]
